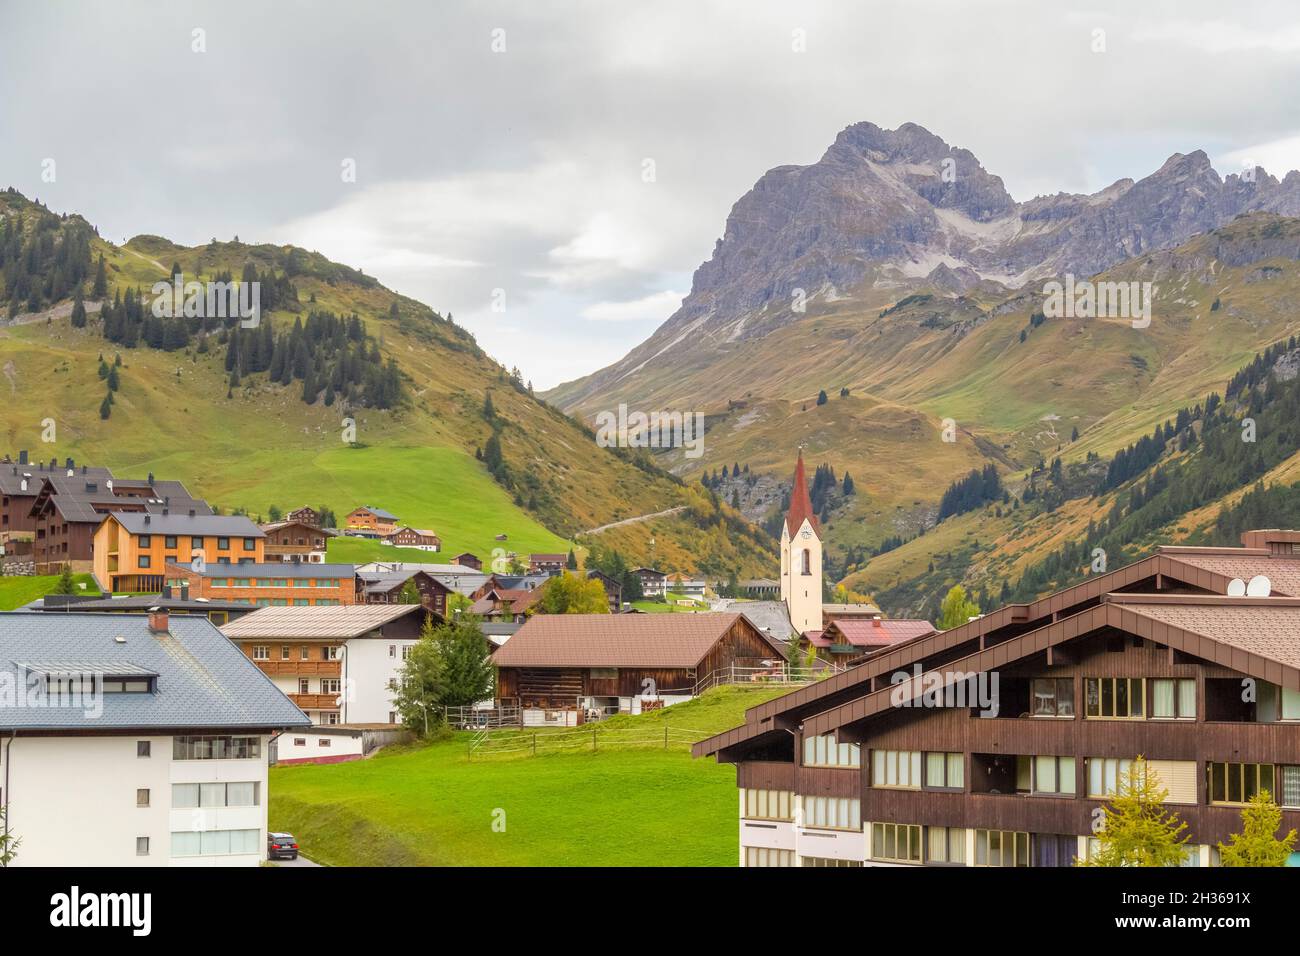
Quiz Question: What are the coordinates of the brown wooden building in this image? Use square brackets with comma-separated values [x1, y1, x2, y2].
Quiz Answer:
[260, 519, 335, 563]
[494, 612, 786, 724]
[695, 530, 1300, 868]
[356, 568, 453, 618]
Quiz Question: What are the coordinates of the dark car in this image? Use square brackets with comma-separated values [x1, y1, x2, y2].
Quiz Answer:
[268, 832, 299, 861]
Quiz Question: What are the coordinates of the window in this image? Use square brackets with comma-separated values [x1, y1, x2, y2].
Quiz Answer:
[164, 535, 177, 548]
[136, 836, 150, 857]
[319, 739, 331, 748]
[136, 740, 151, 758]
[974, 829, 1030, 867]
[324, 646, 341, 660]
[743, 789, 793, 821]
[139, 535, 152, 547]
[1284, 688, 1300, 721]
[243, 537, 257, 550]
[191, 536, 204, 550]
[322, 712, 340, 725]
[804, 734, 863, 769]
[170, 828, 259, 857]
[294, 738, 306, 747]
[172, 782, 259, 808]
[744, 847, 793, 867]
[1031, 677, 1074, 717]
[801, 857, 863, 867]
[172, 735, 261, 760]
[1281, 766, 1300, 809]
[300, 646, 310, 660]
[1208, 762, 1275, 806]
[1020, 755, 1076, 795]
[1088, 757, 1134, 797]
[138, 554, 152, 569]
[298, 679, 310, 694]
[251, 646, 269, 661]
[281, 645, 291, 661]
[872, 822, 922, 863]
[136, 788, 150, 807]
[802, 796, 860, 831]
[928, 826, 967, 864]
[924, 752, 964, 790]
[871, 749, 922, 789]
[589, 667, 618, 680]
[1084, 677, 1145, 718]
[217, 537, 230, 550]
[801, 549, 811, 575]
[1151, 679, 1196, 719]
[321, 678, 341, 694]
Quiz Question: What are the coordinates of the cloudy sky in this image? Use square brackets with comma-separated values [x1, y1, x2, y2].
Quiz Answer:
[4, 0, 1300, 388]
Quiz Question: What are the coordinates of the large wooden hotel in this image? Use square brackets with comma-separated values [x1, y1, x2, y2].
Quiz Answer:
[697, 461, 1300, 867]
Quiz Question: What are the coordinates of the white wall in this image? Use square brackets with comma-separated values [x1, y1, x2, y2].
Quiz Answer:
[3, 734, 269, 867]
[343, 637, 415, 724]
[277, 729, 364, 763]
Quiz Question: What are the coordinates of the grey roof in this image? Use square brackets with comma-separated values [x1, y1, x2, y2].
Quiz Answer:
[31, 595, 254, 613]
[0, 612, 310, 731]
[714, 599, 797, 643]
[357, 563, 489, 595]
[220, 603, 429, 639]
[354, 506, 398, 520]
[191, 562, 355, 578]
[113, 512, 263, 537]
[17, 660, 159, 677]
[0, 463, 114, 495]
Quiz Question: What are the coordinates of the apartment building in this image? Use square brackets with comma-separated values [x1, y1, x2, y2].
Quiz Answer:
[164, 561, 358, 607]
[345, 506, 399, 536]
[383, 526, 441, 552]
[221, 604, 433, 724]
[94, 512, 265, 592]
[695, 530, 1300, 868]
[0, 609, 308, 867]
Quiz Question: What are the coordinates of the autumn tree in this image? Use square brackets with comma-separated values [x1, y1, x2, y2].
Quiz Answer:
[1218, 790, 1297, 867]
[1079, 758, 1191, 867]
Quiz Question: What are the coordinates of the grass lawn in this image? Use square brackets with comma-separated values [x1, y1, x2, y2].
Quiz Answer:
[269, 686, 788, 866]
[0, 574, 101, 611]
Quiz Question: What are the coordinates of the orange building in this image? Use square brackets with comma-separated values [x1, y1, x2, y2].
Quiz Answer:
[163, 562, 359, 607]
[345, 506, 399, 536]
[94, 512, 265, 592]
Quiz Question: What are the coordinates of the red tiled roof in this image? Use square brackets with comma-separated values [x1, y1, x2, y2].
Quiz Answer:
[785, 451, 821, 538]
[805, 629, 828, 647]
[826, 618, 936, 647]
[491, 612, 785, 668]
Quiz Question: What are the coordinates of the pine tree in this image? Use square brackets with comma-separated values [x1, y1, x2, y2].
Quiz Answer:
[816, 389, 828, 405]
[1217, 790, 1297, 866]
[1080, 758, 1191, 867]
[70, 294, 87, 328]
[91, 254, 107, 298]
[99, 393, 112, 419]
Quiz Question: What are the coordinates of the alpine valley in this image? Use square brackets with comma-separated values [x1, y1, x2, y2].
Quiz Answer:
[547, 122, 1300, 620]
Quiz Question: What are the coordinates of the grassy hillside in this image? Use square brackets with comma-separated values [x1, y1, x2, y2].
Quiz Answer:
[0, 574, 100, 611]
[0, 190, 776, 575]
[269, 686, 785, 866]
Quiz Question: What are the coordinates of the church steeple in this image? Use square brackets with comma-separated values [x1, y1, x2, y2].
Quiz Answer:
[785, 449, 821, 539]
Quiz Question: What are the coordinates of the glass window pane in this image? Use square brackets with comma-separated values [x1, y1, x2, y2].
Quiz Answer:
[172, 783, 199, 808]
[200, 783, 226, 807]
[170, 831, 201, 857]
[1059, 758, 1076, 795]
[1179, 679, 1196, 718]
[909, 751, 921, 787]
[1057, 679, 1075, 716]
[1035, 756, 1056, 793]
[1152, 680, 1174, 718]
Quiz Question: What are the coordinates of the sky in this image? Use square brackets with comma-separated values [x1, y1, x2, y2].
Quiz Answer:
[4, 0, 1300, 389]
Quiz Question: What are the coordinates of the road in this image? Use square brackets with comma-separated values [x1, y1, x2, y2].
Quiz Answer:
[273, 853, 321, 867]
[579, 505, 686, 535]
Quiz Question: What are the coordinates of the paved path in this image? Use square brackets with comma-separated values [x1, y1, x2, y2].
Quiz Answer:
[579, 505, 686, 535]
[274, 853, 321, 868]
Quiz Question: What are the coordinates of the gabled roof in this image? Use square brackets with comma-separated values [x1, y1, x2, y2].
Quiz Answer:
[785, 450, 821, 538]
[816, 617, 936, 648]
[185, 562, 354, 578]
[259, 520, 337, 537]
[220, 603, 431, 639]
[111, 511, 262, 538]
[350, 506, 398, 520]
[0, 612, 308, 731]
[492, 612, 785, 668]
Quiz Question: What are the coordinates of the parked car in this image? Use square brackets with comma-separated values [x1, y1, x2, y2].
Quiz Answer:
[268, 832, 299, 860]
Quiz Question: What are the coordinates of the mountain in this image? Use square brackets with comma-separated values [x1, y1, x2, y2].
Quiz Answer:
[0, 188, 776, 578]
[549, 121, 1300, 414]
[543, 124, 1300, 611]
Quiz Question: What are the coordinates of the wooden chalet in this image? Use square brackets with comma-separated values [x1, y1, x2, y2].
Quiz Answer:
[494, 612, 787, 725]
[805, 616, 936, 666]
[695, 530, 1300, 867]
[586, 568, 623, 612]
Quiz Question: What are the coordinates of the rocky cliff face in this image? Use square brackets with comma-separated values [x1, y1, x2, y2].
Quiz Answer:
[551, 122, 1300, 409]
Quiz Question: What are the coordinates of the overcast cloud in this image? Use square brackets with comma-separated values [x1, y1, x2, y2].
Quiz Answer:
[3, 0, 1300, 388]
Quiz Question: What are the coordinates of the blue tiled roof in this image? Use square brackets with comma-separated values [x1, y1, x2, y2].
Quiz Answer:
[0, 612, 310, 731]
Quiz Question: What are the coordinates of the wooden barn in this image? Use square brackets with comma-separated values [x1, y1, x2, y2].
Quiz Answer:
[492, 612, 787, 725]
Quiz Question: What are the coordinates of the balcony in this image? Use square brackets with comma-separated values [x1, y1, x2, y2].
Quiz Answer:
[256, 660, 341, 677]
[289, 693, 341, 710]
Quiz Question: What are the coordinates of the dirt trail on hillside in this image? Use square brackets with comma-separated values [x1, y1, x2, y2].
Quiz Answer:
[580, 506, 686, 535]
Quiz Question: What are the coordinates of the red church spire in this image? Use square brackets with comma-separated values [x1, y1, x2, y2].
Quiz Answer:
[785, 449, 821, 538]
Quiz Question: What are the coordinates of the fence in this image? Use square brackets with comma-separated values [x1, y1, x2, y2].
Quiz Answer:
[446, 704, 521, 730]
[467, 723, 702, 760]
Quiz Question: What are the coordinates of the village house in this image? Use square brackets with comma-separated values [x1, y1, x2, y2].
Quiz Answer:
[286, 506, 322, 527]
[803, 616, 936, 667]
[383, 526, 442, 552]
[30, 585, 258, 627]
[221, 604, 435, 725]
[493, 612, 787, 726]
[259, 519, 335, 563]
[696, 528, 1300, 868]
[528, 553, 566, 575]
[587, 569, 623, 612]
[164, 561, 359, 607]
[357, 561, 489, 597]
[346, 506, 400, 536]
[470, 572, 550, 601]
[355, 568, 453, 617]
[469, 586, 542, 622]
[454, 551, 482, 570]
[93, 511, 264, 592]
[0, 609, 308, 866]
[633, 567, 667, 597]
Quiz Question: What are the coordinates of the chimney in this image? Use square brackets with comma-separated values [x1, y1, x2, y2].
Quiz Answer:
[1240, 529, 1300, 555]
[143, 514, 150, 525]
[19, 478, 27, 492]
[17, 450, 27, 465]
[162, 584, 172, 599]
[147, 609, 169, 634]
[180, 581, 190, 601]
[147, 471, 155, 485]
[188, 508, 195, 517]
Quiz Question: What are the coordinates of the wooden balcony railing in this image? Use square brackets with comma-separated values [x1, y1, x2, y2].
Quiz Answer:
[254, 660, 341, 677]
[289, 693, 341, 711]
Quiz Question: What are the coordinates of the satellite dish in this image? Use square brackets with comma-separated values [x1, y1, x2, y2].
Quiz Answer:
[1227, 578, 1247, 596]
[1246, 575, 1272, 597]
